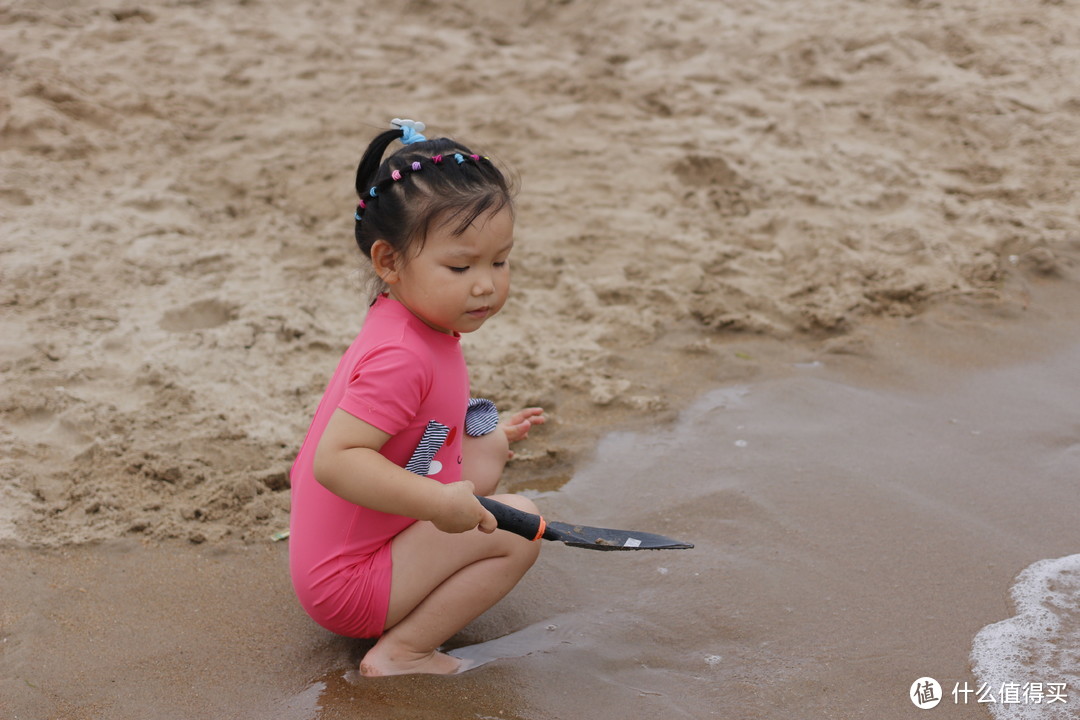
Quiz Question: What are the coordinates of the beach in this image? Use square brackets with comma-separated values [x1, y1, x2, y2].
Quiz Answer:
[4, 285, 1080, 719]
[2, 0, 1079, 717]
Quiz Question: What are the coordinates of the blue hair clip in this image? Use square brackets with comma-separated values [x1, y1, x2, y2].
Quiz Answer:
[392, 118, 427, 145]
[401, 126, 427, 144]
[454, 153, 465, 164]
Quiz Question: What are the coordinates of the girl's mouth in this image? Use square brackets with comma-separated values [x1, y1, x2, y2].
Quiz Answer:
[467, 307, 491, 319]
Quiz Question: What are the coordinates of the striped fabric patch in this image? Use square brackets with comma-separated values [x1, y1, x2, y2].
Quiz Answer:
[404, 420, 450, 476]
[465, 398, 500, 437]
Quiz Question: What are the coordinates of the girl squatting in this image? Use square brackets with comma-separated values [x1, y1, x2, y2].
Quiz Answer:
[289, 120, 545, 676]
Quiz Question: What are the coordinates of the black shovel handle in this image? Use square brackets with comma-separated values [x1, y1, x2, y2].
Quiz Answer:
[476, 496, 547, 541]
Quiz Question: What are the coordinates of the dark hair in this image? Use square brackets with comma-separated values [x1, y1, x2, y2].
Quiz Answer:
[353, 129, 515, 270]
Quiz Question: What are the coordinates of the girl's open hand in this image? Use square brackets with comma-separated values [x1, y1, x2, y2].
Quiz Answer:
[501, 407, 546, 445]
[432, 480, 497, 534]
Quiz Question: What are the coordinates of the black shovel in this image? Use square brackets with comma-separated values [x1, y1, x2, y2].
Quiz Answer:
[476, 496, 694, 551]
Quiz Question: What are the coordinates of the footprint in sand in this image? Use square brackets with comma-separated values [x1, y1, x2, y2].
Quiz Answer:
[670, 154, 755, 217]
[159, 299, 236, 332]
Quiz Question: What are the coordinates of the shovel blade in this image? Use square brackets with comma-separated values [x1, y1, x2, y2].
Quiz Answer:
[546, 520, 694, 551]
[476, 495, 694, 551]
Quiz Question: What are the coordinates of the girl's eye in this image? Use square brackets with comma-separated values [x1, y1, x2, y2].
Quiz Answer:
[448, 266, 469, 273]
[493, 261, 507, 268]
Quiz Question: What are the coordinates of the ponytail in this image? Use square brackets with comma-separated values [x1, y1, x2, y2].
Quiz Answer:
[354, 129, 405, 198]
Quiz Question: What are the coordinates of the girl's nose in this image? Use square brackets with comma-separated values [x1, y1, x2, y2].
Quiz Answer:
[472, 272, 495, 296]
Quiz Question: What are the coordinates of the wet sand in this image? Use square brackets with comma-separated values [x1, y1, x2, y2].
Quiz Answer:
[4, 280, 1079, 720]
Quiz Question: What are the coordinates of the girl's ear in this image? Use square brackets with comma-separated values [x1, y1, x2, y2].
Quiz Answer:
[370, 239, 401, 285]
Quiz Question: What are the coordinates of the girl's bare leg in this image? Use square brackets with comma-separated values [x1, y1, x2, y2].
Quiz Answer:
[359, 493, 541, 676]
[462, 429, 510, 497]
[360, 408, 546, 676]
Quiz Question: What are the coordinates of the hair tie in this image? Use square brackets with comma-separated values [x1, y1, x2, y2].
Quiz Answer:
[391, 118, 427, 145]
[369, 187, 377, 197]
[454, 153, 465, 164]
[358, 199, 366, 209]
[354, 211, 362, 222]
[391, 169, 402, 181]
[411, 161, 422, 171]
[432, 154, 443, 164]
[470, 154, 480, 162]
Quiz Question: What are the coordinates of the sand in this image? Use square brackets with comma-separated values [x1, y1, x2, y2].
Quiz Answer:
[5, 285, 1080, 720]
[2, 0, 1080, 717]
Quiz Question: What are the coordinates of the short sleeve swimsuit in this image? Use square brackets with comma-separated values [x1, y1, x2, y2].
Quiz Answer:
[288, 295, 468, 638]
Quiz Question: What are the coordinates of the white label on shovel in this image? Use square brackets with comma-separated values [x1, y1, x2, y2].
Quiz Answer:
[623, 537, 642, 548]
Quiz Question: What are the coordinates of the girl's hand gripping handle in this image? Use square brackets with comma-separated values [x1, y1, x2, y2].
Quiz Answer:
[475, 496, 547, 542]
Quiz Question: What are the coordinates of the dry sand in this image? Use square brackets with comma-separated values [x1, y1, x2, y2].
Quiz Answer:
[2, 0, 1080, 718]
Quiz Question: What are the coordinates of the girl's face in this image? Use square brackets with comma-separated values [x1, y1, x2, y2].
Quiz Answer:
[379, 206, 514, 335]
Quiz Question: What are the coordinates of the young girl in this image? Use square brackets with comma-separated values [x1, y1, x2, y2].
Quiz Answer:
[289, 120, 545, 676]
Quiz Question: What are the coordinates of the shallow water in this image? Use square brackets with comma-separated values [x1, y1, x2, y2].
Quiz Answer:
[3, 304, 1079, 719]
[274, 316, 1080, 719]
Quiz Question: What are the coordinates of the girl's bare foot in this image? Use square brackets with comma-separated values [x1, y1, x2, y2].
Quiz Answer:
[359, 639, 468, 676]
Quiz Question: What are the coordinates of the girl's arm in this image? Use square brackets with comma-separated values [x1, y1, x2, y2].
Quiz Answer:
[313, 408, 496, 534]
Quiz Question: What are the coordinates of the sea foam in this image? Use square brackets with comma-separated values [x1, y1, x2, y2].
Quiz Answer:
[970, 554, 1080, 719]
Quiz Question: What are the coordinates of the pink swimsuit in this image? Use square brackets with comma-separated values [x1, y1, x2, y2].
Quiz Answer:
[289, 295, 468, 638]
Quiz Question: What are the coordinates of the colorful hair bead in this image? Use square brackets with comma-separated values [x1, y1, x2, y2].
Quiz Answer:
[470, 154, 480, 161]
[411, 161, 422, 171]
[432, 154, 443, 164]
[369, 187, 377, 197]
[454, 153, 465, 164]
[359, 199, 366, 209]
[391, 169, 402, 181]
